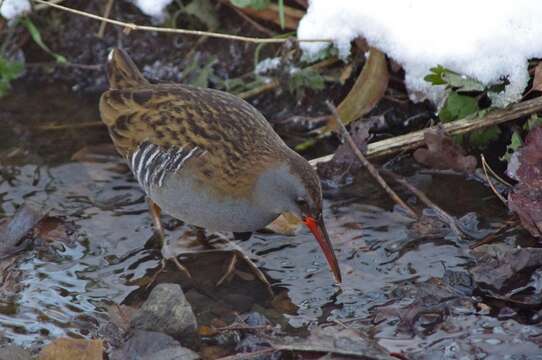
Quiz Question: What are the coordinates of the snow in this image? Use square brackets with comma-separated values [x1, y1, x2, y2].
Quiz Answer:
[297, 0, 542, 106]
[0, 0, 31, 20]
[255, 57, 281, 74]
[131, 0, 173, 21]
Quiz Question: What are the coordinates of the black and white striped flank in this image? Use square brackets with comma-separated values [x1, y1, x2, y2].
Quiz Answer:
[130, 142, 203, 192]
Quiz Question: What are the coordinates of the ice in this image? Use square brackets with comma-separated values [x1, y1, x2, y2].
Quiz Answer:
[297, 0, 542, 106]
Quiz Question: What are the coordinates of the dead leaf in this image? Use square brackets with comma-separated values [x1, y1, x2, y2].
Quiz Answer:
[327, 48, 389, 131]
[265, 212, 302, 235]
[526, 62, 542, 95]
[271, 291, 298, 314]
[507, 126, 542, 236]
[39, 338, 103, 360]
[471, 245, 542, 294]
[413, 126, 477, 173]
[266, 326, 394, 359]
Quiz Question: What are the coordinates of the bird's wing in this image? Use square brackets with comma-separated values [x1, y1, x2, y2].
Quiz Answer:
[99, 85, 285, 196]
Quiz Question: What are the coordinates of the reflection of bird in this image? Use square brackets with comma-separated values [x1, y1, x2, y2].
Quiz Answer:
[99, 48, 341, 283]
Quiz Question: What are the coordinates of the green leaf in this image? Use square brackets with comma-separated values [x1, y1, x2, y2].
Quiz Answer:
[524, 114, 542, 131]
[500, 130, 523, 162]
[21, 17, 67, 64]
[183, 0, 219, 30]
[230, 0, 271, 10]
[424, 65, 484, 92]
[0, 57, 24, 97]
[438, 91, 479, 122]
[287, 68, 325, 98]
[424, 65, 447, 85]
[469, 126, 501, 149]
[277, 0, 285, 30]
[441, 71, 485, 92]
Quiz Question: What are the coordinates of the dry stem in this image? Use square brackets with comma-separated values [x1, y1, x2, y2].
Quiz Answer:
[32, 0, 331, 44]
[326, 101, 418, 219]
[311, 95, 542, 165]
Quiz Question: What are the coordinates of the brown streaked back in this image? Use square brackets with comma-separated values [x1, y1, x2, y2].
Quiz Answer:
[106, 48, 149, 90]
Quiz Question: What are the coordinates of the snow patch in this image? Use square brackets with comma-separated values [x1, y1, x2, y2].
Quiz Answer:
[298, 0, 542, 106]
[131, 0, 173, 21]
[255, 57, 281, 74]
[1, 0, 31, 20]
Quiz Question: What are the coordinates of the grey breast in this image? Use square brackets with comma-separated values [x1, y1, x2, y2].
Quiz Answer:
[129, 142, 279, 232]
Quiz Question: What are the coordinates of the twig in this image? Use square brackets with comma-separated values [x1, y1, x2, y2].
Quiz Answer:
[97, 0, 114, 38]
[311, 95, 542, 165]
[326, 101, 418, 219]
[31, 0, 331, 44]
[469, 222, 515, 249]
[480, 154, 508, 205]
[382, 170, 466, 238]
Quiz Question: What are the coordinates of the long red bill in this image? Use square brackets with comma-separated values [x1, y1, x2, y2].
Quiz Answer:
[303, 216, 342, 283]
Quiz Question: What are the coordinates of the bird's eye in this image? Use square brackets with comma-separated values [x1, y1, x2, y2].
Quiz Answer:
[295, 197, 309, 213]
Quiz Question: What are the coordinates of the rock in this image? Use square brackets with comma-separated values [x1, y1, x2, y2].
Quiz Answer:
[111, 330, 199, 360]
[130, 283, 197, 338]
[0, 345, 32, 360]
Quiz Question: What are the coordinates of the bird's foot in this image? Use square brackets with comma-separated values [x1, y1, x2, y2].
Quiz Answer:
[206, 233, 274, 296]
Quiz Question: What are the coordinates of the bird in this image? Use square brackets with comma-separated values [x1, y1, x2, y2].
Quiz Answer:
[99, 48, 342, 284]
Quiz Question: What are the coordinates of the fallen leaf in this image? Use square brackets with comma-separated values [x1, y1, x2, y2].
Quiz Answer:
[526, 62, 542, 95]
[328, 48, 389, 131]
[39, 338, 103, 360]
[507, 126, 542, 236]
[266, 326, 394, 359]
[413, 126, 477, 173]
[471, 245, 542, 292]
[265, 212, 302, 235]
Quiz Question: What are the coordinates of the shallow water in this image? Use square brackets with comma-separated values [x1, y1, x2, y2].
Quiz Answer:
[1, 84, 541, 358]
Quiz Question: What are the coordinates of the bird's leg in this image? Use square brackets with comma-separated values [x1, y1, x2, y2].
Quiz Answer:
[204, 231, 273, 295]
[146, 197, 192, 281]
[147, 197, 164, 246]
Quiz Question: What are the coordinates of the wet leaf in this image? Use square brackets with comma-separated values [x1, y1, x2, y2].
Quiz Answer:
[0, 204, 47, 259]
[111, 330, 198, 360]
[328, 48, 389, 130]
[507, 127, 542, 236]
[413, 126, 477, 173]
[39, 338, 103, 360]
[471, 246, 542, 292]
[271, 291, 297, 314]
[266, 326, 394, 359]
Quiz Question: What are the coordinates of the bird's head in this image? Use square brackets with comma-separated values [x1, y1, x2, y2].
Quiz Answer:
[254, 151, 342, 283]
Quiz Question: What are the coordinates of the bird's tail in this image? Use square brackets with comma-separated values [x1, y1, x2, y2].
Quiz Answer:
[106, 48, 149, 89]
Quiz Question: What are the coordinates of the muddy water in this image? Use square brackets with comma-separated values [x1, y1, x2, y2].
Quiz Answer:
[1, 84, 541, 358]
